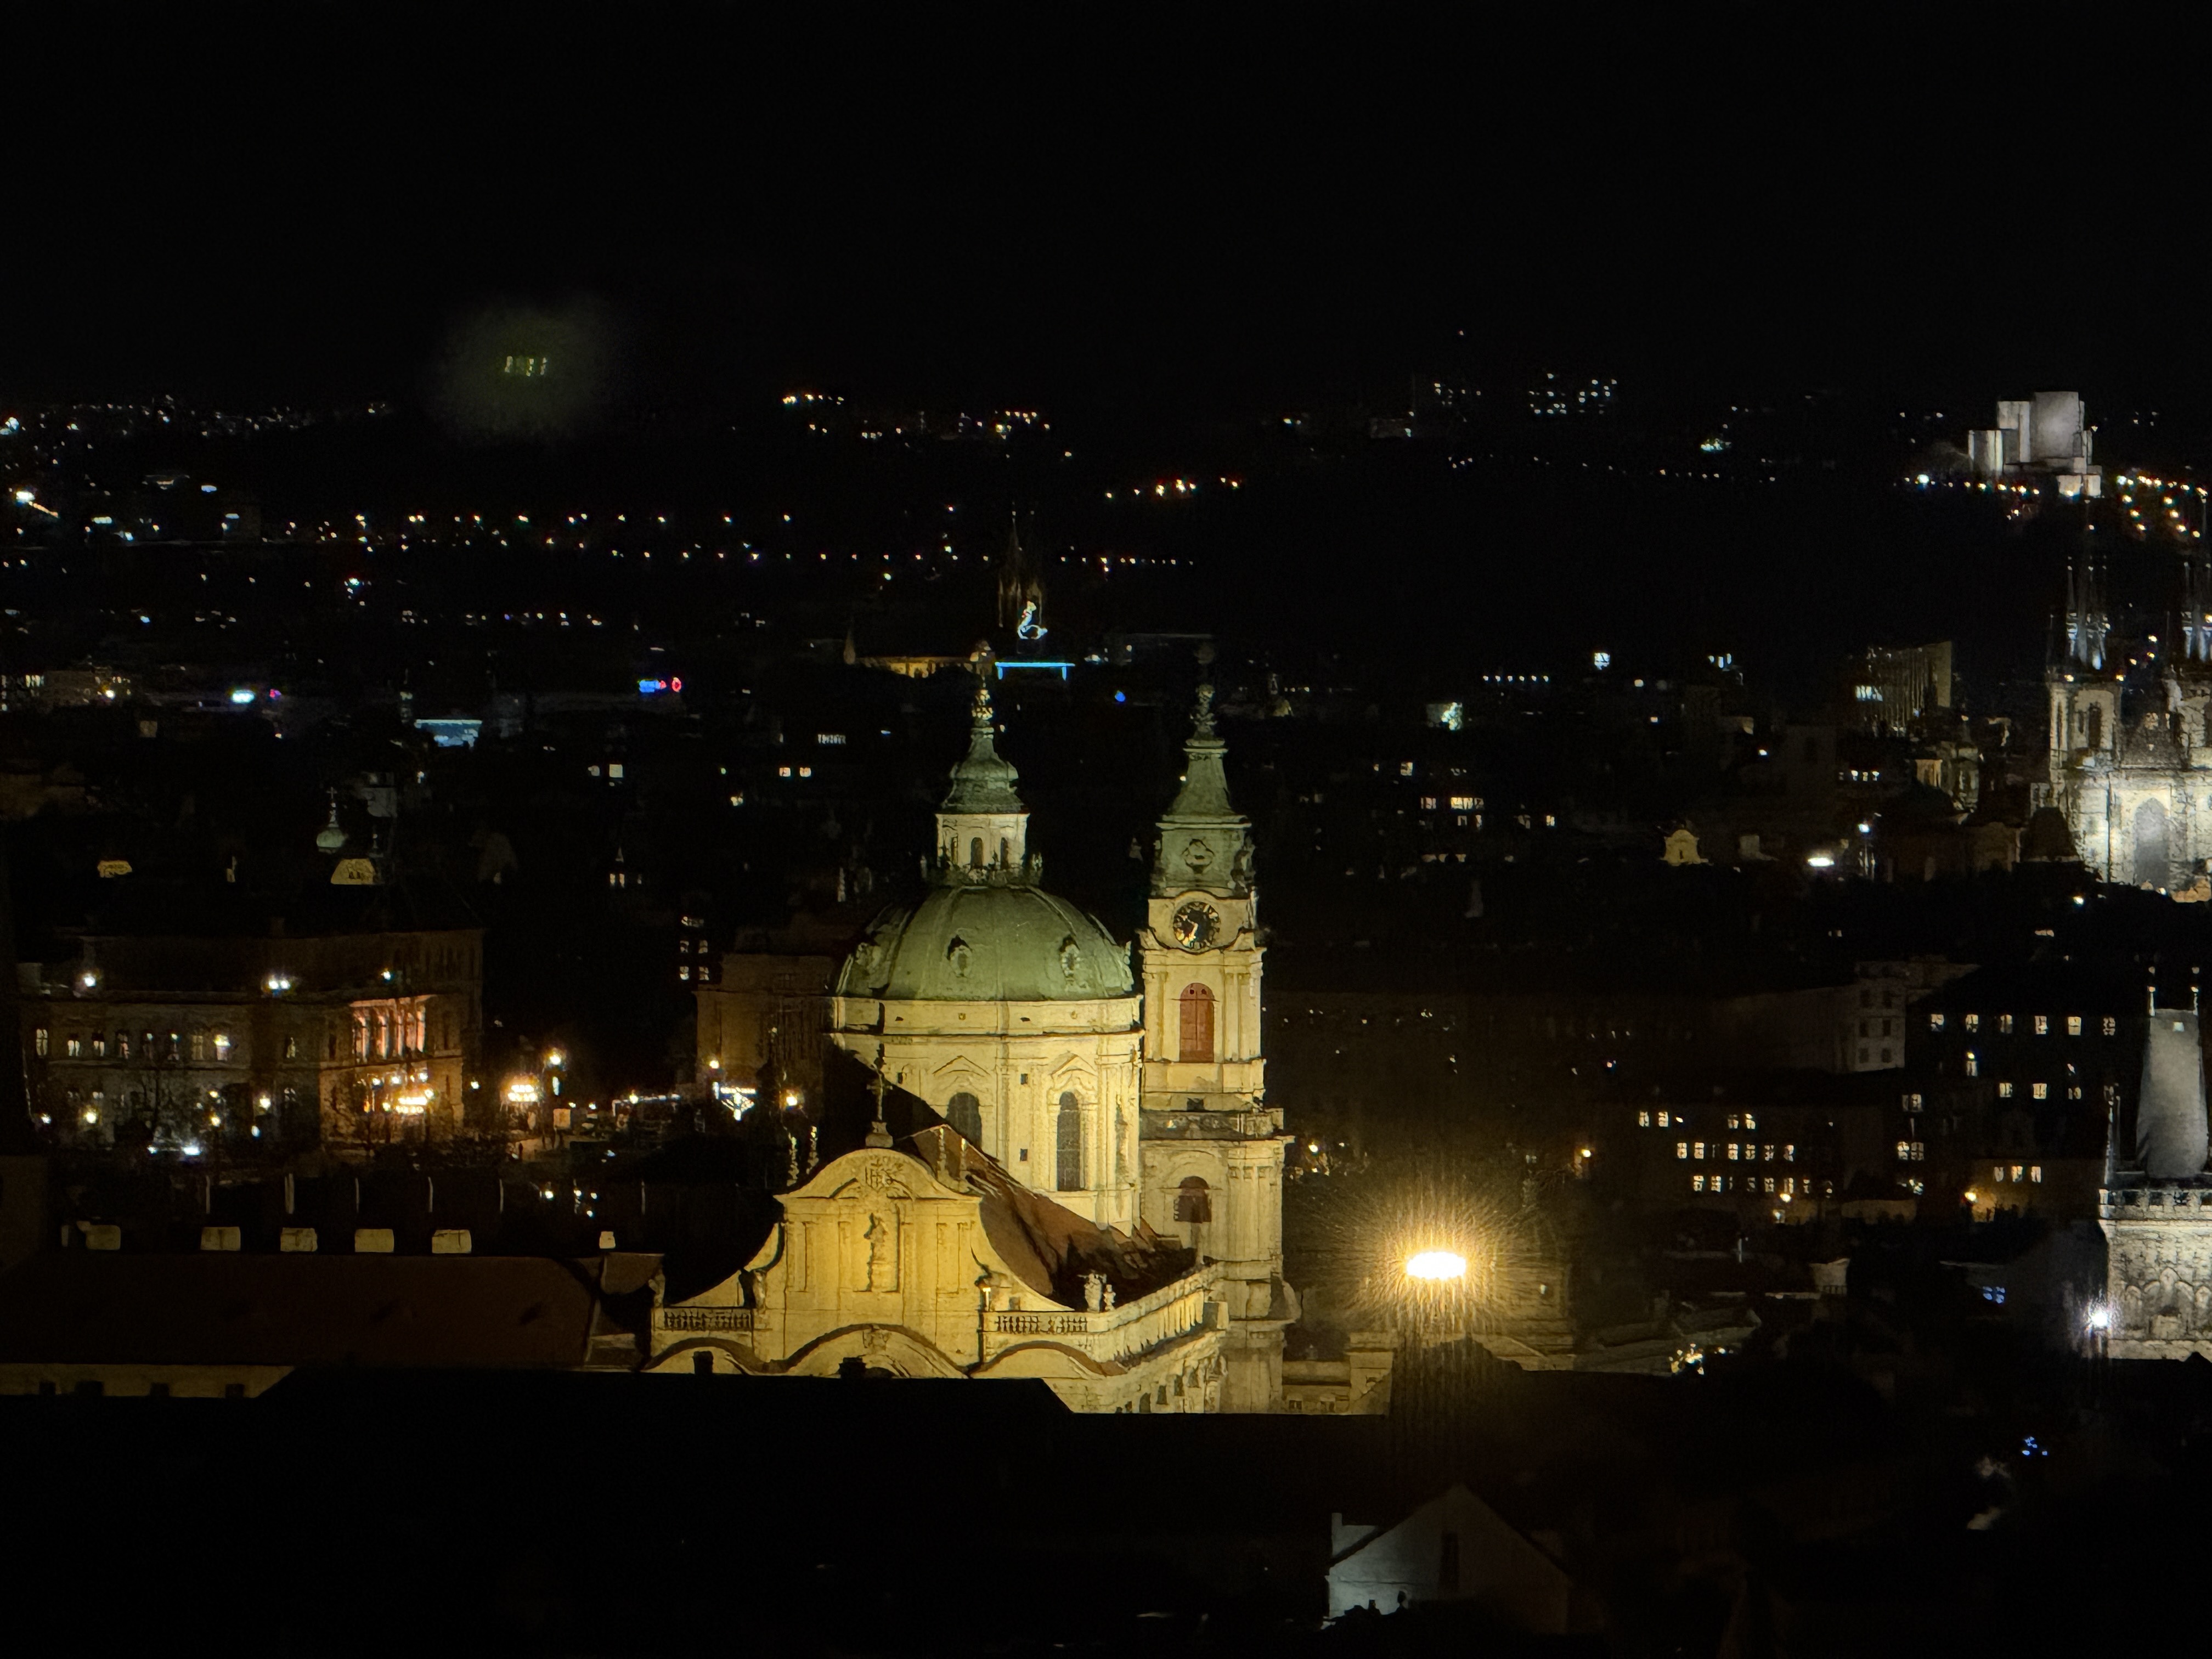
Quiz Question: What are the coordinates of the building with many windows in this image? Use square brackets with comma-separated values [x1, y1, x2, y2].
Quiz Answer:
[20, 910, 482, 1156]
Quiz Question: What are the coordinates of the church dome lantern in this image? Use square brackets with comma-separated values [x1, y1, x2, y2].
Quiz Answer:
[837, 678, 1133, 1003]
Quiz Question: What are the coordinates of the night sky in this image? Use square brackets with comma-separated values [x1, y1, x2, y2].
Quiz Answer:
[6, 12, 2198, 416]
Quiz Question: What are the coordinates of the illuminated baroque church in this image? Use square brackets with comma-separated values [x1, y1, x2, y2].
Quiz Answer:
[648, 682, 1291, 1410]
[2040, 553, 2212, 889]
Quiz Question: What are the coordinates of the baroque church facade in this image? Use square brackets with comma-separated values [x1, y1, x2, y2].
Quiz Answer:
[649, 682, 1290, 1410]
[2040, 554, 2212, 889]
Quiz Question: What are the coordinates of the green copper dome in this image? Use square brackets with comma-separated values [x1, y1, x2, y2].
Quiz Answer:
[838, 885, 1135, 1003]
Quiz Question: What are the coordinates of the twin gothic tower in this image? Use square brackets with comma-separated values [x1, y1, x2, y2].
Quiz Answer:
[828, 680, 1291, 1408]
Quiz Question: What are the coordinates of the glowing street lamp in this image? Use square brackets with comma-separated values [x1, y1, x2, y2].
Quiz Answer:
[1405, 1250, 1468, 1281]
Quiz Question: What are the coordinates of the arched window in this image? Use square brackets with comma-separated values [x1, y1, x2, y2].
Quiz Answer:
[946, 1091, 983, 1146]
[1056, 1092, 1083, 1191]
[999, 836, 1011, 868]
[2087, 704, 2104, 748]
[1178, 984, 1215, 1062]
[1175, 1176, 1211, 1223]
[969, 837, 984, 868]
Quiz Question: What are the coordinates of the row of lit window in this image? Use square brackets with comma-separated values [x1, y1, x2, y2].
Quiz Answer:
[38, 1028, 237, 1063]
[1676, 1141, 1793, 1161]
[1994, 1082, 2080, 1101]
[1989, 1165, 2044, 1184]
[1931, 1013, 2115, 1037]
[1692, 1175, 1821, 1195]
[1640, 1110, 1758, 1130]
[1415, 795, 1485, 813]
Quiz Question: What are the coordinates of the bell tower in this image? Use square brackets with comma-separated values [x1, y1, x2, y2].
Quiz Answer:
[1137, 684, 1292, 1412]
[1142, 684, 1262, 1109]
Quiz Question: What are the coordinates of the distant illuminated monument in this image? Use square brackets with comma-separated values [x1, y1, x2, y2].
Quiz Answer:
[1966, 390, 2101, 499]
[2038, 551, 2212, 889]
[996, 510, 1046, 638]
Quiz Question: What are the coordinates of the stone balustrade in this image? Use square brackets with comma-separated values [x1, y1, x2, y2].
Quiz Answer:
[658, 1306, 754, 1334]
[984, 1265, 1218, 1366]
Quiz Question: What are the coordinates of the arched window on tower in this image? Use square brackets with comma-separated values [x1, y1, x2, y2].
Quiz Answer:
[1056, 1092, 1083, 1191]
[2087, 704, 2104, 748]
[999, 837, 1011, 869]
[969, 837, 984, 869]
[1175, 1176, 1212, 1223]
[946, 1091, 983, 1147]
[1178, 984, 1215, 1063]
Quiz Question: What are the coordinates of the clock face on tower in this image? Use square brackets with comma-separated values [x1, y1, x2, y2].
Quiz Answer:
[1171, 900, 1221, 951]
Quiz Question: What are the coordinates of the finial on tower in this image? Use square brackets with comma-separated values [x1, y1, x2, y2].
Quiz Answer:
[1193, 681, 1217, 740]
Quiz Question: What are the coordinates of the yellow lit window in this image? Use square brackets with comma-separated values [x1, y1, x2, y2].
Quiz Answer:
[2032, 1082, 2048, 1100]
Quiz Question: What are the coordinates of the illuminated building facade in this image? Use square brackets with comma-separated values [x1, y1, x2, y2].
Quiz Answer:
[2040, 556, 2212, 889]
[20, 926, 482, 1155]
[1967, 390, 2102, 498]
[647, 1125, 1228, 1412]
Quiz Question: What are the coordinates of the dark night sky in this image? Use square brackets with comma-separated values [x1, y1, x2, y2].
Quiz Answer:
[6, 9, 2199, 416]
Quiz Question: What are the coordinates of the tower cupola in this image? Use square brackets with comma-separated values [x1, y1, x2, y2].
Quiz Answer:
[933, 680, 1037, 883]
